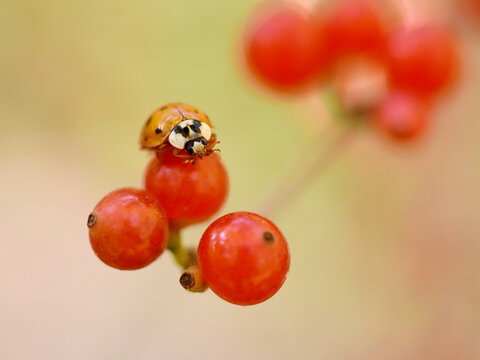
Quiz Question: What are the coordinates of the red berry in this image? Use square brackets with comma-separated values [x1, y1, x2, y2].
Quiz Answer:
[387, 25, 461, 97]
[197, 212, 290, 306]
[321, 0, 388, 61]
[88, 188, 169, 270]
[373, 91, 429, 141]
[144, 151, 228, 230]
[244, 3, 326, 91]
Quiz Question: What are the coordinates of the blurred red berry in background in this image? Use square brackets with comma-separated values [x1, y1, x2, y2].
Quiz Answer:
[373, 91, 430, 141]
[88, 188, 169, 270]
[244, 3, 327, 92]
[320, 0, 389, 61]
[387, 24, 461, 98]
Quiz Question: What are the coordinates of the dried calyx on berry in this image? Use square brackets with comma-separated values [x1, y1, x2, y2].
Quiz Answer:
[179, 265, 208, 293]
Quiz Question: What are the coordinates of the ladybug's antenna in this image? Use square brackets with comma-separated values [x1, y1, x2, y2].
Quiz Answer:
[174, 106, 186, 121]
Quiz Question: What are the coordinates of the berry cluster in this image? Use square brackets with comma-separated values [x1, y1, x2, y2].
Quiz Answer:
[243, 0, 461, 142]
[87, 103, 290, 305]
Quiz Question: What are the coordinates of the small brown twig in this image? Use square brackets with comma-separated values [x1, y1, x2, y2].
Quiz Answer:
[258, 124, 356, 217]
[179, 265, 208, 293]
[167, 231, 209, 293]
[258, 88, 364, 217]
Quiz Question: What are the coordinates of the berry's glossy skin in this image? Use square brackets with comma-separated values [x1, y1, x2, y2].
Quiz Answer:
[373, 91, 429, 141]
[244, 3, 326, 91]
[197, 212, 290, 306]
[321, 0, 388, 61]
[140, 103, 217, 160]
[387, 25, 460, 97]
[88, 188, 169, 270]
[144, 151, 228, 230]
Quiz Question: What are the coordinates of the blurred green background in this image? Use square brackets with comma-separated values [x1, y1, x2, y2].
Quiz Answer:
[1, 0, 479, 359]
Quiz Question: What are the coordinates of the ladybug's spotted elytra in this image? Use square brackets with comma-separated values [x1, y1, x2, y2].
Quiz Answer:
[140, 103, 218, 160]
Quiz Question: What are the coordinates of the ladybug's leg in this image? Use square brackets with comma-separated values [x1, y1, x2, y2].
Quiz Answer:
[206, 133, 221, 154]
[154, 144, 169, 160]
[172, 148, 195, 162]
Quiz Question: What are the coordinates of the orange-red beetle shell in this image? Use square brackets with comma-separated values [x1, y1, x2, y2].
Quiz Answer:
[140, 103, 213, 150]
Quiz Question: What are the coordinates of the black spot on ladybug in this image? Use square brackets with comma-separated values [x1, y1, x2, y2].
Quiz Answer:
[185, 140, 195, 155]
[200, 137, 207, 145]
[173, 124, 190, 137]
[191, 120, 201, 134]
[155, 128, 162, 134]
[144, 136, 148, 142]
[263, 231, 274, 243]
[87, 213, 96, 228]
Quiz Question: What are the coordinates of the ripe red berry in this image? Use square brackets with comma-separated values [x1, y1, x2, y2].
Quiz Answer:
[244, 3, 326, 91]
[373, 91, 429, 141]
[387, 25, 461, 97]
[197, 212, 290, 306]
[321, 0, 388, 61]
[88, 188, 169, 270]
[144, 151, 228, 230]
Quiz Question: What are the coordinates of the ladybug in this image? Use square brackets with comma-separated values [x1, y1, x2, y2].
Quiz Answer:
[140, 103, 218, 160]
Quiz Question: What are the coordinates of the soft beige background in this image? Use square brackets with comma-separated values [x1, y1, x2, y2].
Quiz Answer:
[1, 0, 479, 359]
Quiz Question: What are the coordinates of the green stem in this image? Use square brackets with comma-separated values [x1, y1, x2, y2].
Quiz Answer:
[257, 90, 363, 217]
[167, 231, 192, 269]
[258, 124, 355, 217]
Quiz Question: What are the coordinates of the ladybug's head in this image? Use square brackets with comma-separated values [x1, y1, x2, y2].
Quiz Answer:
[168, 119, 212, 156]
